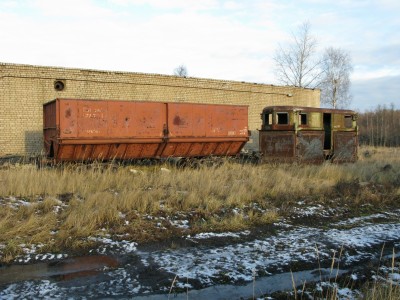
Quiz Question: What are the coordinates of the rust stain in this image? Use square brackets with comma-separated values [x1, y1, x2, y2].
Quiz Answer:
[65, 108, 71, 118]
[173, 115, 186, 126]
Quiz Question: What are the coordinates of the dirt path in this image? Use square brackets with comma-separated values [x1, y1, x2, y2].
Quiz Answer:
[1, 209, 400, 299]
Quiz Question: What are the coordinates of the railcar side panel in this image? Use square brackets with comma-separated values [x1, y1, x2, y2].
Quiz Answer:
[167, 103, 207, 137]
[59, 100, 79, 138]
[43, 100, 57, 158]
[107, 102, 166, 138]
[332, 131, 358, 163]
[259, 131, 296, 162]
[296, 131, 325, 163]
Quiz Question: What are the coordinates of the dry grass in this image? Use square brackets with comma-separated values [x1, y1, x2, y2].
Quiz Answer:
[283, 245, 400, 300]
[362, 283, 400, 300]
[0, 146, 399, 262]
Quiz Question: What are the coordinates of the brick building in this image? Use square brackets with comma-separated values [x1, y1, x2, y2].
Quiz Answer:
[0, 63, 320, 156]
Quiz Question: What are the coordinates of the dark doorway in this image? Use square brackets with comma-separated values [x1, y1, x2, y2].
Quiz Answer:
[323, 113, 331, 150]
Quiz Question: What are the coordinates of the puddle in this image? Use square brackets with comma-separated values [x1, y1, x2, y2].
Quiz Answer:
[0, 255, 120, 285]
[134, 268, 348, 300]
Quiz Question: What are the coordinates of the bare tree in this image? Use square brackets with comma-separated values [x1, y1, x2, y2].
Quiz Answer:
[274, 21, 322, 88]
[319, 47, 353, 108]
[174, 65, 188, 77]
[358, 104, 400, 147]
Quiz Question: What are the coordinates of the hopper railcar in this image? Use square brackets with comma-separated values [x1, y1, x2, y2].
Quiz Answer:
[43, 99, 250, 163]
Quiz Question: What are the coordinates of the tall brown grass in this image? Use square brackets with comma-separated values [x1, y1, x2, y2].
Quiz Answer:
[0, 146, 399, 262]
[363, 282, 400, 300]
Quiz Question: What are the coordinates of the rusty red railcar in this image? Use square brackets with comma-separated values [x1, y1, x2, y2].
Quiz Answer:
[43, 98, 249, 162]
[259, 106, 358, 163]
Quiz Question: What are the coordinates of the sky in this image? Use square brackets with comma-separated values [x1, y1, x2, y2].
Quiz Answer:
[1, 0, 399, 111]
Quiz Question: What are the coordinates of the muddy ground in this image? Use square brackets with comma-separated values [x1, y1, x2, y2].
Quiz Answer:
[1, 202, 400, 299]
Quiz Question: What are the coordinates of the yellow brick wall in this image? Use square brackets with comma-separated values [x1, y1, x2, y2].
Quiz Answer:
[0, 62, 320, 156]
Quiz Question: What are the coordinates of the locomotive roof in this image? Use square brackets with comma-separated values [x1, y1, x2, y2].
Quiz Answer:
[261, 106, 356, 115]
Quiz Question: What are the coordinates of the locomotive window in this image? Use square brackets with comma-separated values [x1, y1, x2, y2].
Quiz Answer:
[299, 113, 307, 125]
[344, 115, 353, 128]
[264, 113, 272, 125]
[277, 112, 289, 125]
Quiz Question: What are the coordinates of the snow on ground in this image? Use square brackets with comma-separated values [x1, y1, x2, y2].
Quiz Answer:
[327, 223, 400, 248]
[333, 210, 400, 227]
[89, 236, 138, 254]
[143, 222, 400, 286]
[1, 211, 400, 298]
[314, 282, 362, 300]
[187, 230, 250, 240]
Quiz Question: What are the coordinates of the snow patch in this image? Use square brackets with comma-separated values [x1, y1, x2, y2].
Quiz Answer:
[189, 230, 250, 240]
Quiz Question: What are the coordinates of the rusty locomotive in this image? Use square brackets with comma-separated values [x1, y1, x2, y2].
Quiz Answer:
[259, 106, 358, 163]
[43, 99, 358, 163]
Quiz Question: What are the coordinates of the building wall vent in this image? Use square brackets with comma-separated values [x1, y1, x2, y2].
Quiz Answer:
[54, 80, 65, 91]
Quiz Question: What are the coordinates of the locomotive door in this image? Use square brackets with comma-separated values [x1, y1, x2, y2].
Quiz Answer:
[323, 113, 332, 151]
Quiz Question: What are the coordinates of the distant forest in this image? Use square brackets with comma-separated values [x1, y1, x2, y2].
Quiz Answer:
[357, 104, 400, 147]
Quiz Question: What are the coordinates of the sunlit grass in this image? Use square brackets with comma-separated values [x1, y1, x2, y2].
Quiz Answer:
[0, 146, 399, 262]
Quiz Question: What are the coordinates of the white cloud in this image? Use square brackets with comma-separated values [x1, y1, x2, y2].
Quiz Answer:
[222, 1, 244, 10]
[30, 0, 115, 18]
[378, 0, 400, 9]
[0, 0, 19, 8]
[0, 0, 283, 83]
[351, 75, 400, 110]
[108, 0, 219, 12]
[352, 67, 400, 81]
[0, 0, 399, 111]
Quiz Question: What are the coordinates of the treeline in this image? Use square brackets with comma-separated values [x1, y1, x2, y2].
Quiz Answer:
[357, 104, 400, 147]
